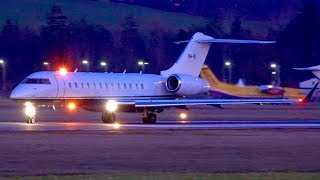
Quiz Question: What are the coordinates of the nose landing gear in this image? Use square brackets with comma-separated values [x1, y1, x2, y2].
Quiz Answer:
[24, 102, 36, 124]
[27, 116, 36, 124]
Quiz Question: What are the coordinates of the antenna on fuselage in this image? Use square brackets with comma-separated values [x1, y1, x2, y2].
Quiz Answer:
[74, 68, 78, 72]
[123, 69, 127, 74]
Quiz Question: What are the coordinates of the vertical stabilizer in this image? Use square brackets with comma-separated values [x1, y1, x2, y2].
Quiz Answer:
[161, 32, 213, 77]
[161, 32, 275, 77]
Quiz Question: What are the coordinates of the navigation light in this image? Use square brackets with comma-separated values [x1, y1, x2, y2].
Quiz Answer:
[59, 67, 68, 76]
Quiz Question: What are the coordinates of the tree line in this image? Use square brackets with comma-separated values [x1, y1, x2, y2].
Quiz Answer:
[0, 2, 319, 90]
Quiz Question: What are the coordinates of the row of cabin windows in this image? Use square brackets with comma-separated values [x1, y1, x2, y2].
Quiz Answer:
[68, 82, 144, 90]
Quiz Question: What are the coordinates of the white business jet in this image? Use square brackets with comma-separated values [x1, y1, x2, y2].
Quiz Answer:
[10, 32, 301, 124]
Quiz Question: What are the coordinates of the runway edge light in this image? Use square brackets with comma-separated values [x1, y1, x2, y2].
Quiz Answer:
[180, 113, 187, 119]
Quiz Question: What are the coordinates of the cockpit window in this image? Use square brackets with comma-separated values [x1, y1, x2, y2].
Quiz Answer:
[38, 78, 51, 84]
[22, 78, 38, 84]
[22, 78, 51, 84]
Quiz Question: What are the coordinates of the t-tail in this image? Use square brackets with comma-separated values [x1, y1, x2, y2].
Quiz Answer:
[294, 65, 320, 79]
[161, 32, 275, 77]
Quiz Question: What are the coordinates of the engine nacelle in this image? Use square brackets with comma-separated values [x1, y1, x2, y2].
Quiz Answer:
[166, 74, 210, 96]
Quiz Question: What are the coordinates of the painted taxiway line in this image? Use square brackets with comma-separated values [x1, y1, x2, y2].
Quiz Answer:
[0, 121, 320, 131]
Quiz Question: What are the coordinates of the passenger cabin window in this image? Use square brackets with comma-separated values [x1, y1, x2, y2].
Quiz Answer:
[93, 83, 96, 89]
[75, 82, 78, 88]
[118, 83, 120, 89]
[105, 83, 108, 89]
[111, 83, 114, 89]
[81, 83, 84, 88]
[136, 84, 138, 89]
[124, 83, 127, 89]
[69, 82, 72, 88]
[87, 83, 90, 88]
[141, 84, 144, 89]
[129, 83, 132, 89]
[99, 83, 102, 89]
[22, 78, 51, 84]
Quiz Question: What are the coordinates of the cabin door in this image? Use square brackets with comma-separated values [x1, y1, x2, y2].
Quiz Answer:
[54, 75, 65, 98]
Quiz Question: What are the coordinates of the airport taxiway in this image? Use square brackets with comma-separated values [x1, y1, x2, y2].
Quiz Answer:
[1, 120, 320, 131]
[1, 128, 320, 176]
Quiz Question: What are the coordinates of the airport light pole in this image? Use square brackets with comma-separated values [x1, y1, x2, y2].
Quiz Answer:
[82, 59, 89, 72]
[224, 61, 232, 83]
[43, 61, 50, 71]
[270, 63, 280, 86]
[0, 59, 6, 91]
[100, 61, 107, 72]
[138, 61, 149, 73]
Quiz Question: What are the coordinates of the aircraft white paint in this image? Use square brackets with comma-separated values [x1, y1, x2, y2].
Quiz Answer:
[10, 32, 301, 124]
[294, 65, 320, 79]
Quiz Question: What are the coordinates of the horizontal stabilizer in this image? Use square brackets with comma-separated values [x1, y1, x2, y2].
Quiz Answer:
[293, 65, 320, 71]
[175, 39, 275, 44]
[196, 38, 275, 44]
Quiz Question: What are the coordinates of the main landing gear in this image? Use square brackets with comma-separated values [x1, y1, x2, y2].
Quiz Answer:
[101, 111, 116, 123]
[101, 110, 157, 124]
[142, 109, 157, 124]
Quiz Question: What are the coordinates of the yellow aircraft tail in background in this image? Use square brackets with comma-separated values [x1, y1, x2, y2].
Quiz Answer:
[200, 65, 306, 99]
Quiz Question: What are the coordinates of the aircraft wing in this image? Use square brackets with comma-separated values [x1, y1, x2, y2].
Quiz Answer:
[134, 98, 299, 107]
[134, 82, 318, 107]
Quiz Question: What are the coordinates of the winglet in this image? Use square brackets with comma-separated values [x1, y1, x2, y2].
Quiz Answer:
[302, 82, 319, 103]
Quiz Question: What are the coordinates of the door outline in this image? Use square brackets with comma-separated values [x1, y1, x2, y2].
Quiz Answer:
[54, 75, 65, 98]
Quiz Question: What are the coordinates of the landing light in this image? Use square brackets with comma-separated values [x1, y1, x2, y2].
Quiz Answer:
[67, 102, 76, 110]
[298, 98, 303, 103]
[106, 100, 118, 112]
[24, 102, 36, 117]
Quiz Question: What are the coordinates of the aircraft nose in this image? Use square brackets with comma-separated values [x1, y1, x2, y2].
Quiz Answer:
[10, 87, 19, 99]
[10, 85, 26, 99]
